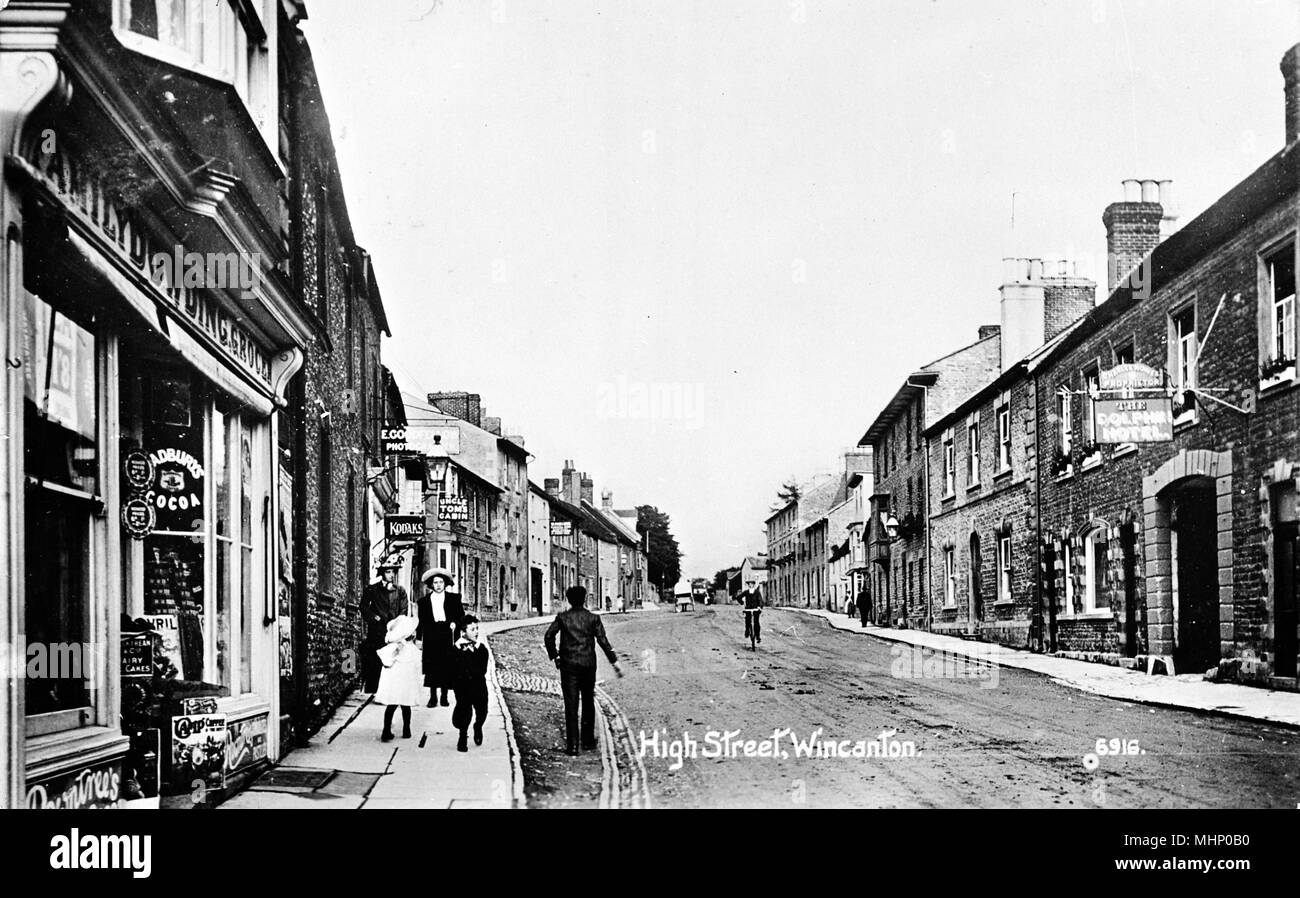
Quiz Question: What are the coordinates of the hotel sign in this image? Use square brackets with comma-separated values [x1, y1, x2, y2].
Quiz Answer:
[1099, 363, 1163, 392]
[1095, 398, 1175, 443]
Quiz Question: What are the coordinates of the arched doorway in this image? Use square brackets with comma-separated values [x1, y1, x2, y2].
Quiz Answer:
[1142, 450, 1233, 675]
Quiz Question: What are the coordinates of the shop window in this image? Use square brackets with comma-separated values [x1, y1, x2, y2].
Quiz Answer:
[1084, 527, 1110, 613]
[120, 365, 266, 699]
[22, 291, 100, 726]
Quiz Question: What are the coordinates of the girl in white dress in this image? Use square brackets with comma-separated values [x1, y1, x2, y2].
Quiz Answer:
[376, 611, 422, 740]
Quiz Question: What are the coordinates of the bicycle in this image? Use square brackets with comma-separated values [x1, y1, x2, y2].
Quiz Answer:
[743, 608, 761, 651]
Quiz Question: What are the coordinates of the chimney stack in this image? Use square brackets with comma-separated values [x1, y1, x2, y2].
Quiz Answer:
[977, 324, 1002, 341]
[428, 391, 482, 428]
[601, 489, 613, 511]
[562, 460, 581, 504]
[580, 474, 594, 506]
[1102, 180, 1171, 292]
[1284, 43, 1300, 146]
[544, 478, 560, 498]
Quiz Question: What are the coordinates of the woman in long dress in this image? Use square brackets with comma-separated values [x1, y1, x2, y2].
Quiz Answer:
[417, 568, 464, 707]
[375, 611, 422, 741]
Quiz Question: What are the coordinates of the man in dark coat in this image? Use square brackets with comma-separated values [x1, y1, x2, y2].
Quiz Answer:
[858, 586, 871, 627]
[417, 568, 464, 707]
[544, 586, 622, 755]
[360, 559, 407, 693]
[743, 583, 764, 643]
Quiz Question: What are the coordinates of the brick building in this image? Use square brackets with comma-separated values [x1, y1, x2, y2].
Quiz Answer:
[766, 497, 799, 606]
[281, 11, 392, 741]
[1031, 58, 1299, 683]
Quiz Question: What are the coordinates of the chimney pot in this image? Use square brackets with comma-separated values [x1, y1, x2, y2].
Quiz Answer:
[1140, 179, 1159, 203]
[1122, 179, 1141, 202]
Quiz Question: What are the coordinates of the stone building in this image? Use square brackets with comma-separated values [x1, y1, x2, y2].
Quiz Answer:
[862, 334, 1001, 627]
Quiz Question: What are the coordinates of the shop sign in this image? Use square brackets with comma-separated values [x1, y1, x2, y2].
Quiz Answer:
[142, 615, 185, 678]
[225, 717, 269, 774]
[382, 424, 460, 457]
[172, 714, 227, 793]
[121, 497, 156, 540]
[26, 759, 123, 809]
[385, 514, 426, 541]
[1095, 398, 1175, 443]
[1099, 362, 1164, 392]
[149, 446, 205, 532]
[121, 633, 154, 678]
[549, 520, 573, 537]
[24, 146, 273, 387]
[123, 449, 154, 490]
[439, 496, 470, 522]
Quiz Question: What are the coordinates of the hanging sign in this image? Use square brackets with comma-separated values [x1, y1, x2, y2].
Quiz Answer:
[382, 424, 460, 457]
[385, 514, 426, 541]
[438, 496, 470, 522]
[1099, 363, 1163, 392]
[549, 520, 572, 537]
[1095, 398, 1175, 443]
[150, 446, 205, 531]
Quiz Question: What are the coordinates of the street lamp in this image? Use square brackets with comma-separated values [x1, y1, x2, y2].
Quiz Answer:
[883, 513, 900, 541]
[423, 456, 451, 593]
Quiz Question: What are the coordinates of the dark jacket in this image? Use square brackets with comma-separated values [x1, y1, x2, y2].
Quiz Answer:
[743, 588, 764, 611]
[544, 607, 618, 671]
[451, 637, 489, 692]
[361, 582, 408, 644]
[416, 590, 465, 684]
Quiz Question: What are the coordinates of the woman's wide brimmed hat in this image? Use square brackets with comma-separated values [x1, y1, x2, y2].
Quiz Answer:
[376, 555, 403, 571]
[421, 567, 456, 588]
[386, 614, 418, 641]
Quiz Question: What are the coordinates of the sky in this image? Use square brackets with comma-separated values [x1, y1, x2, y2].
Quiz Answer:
[303, 0, 1300, 582]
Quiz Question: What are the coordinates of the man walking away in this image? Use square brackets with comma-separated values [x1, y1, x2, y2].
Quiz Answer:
[858, 586, 871, 628]
[544, 586, 622, 756]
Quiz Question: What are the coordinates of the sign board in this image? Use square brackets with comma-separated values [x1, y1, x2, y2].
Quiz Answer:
[1095, 398, 1175, 443]
[142, 615, 184, 677]
[1099, 363, 1163, 392]
[382, 424, 460, 457]
[439, 496, 470, 522]
[26, 758, 123, 809]
[172, 714, 227, 794]
[225, 716, 269, 774]
[121, 633, 154, 678]
[385, 514, 426, 541]
[550, 520, 573, 537]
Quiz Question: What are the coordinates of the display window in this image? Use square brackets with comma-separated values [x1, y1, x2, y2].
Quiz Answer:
[21, 287, 104, 729]
[120, 359, 268, 700]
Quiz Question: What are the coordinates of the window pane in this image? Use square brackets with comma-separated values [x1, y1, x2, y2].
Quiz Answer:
[142, 535, 205, 680]
[24, 488, 91, 715]
[1091, 533, 1109, 610]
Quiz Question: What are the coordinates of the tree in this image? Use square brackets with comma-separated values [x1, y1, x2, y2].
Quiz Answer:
[636, 505, 682, 595]
[771, 478, 801, 512]
[711, 568, 733, 592]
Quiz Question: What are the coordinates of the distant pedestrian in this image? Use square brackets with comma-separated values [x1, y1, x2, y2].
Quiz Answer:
[360, 558, 407, 693]
[417, 568, 464, 707]
[375, 610, 421, 741]
[544, 586, 622, 756]
[858, 587, 870, 628]
[450, 615, 490, 752]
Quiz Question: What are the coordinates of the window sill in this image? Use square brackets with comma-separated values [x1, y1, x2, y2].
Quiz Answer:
[1056, 611, 1113, 621]
[1053, 467, 1074, 482]
[967, 482, 982, 492]
[1172, 411, 1197, 430]
[994, 467, 1013, 481]
[25, 726, 132, 782]
[993, 598, 1016, 607]
[1258, 367, 1297, 395]
[1080, 453, 1103, 471]
[1111, 443, 1137, 459]
[942, 492, 956, 502]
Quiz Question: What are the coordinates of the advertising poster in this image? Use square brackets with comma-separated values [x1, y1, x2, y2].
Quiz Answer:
[142, 614, 184, 675]
[171, 714, 227, 794]
[26, 760, 123, 809]
[225, 717, 269, 774]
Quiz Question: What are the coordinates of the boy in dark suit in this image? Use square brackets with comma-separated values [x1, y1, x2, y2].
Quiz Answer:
[451, 615, 490, 752]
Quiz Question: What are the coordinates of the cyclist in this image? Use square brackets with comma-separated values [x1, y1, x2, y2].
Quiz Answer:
[743, 583, 764, 645]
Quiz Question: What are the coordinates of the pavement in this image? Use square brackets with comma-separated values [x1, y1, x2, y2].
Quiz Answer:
[221, 615, 553, 809]
[791, 607, 1300, 729]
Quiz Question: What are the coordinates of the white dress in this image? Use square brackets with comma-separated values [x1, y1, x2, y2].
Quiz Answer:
[375, 631, 424, 707]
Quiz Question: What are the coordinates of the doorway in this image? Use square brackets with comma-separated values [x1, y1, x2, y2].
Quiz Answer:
[1272, 484, 1298, 678]
[531, 568, 544, 616]
[1169, 479, 1219, 674]
[969, 533, 983, 626]
[1121, 522, 1139, 657]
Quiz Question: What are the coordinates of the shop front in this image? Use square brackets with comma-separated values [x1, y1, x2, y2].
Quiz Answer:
[1, 6, 307, 807]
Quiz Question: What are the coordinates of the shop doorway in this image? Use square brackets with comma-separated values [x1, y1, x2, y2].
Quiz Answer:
[1272, 484, 1298, 678]
[531, 568, 544, 615]
[1169, 479, 1219, 674]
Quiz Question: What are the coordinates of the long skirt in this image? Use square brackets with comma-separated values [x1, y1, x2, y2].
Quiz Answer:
[375, 642, 423, 707]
